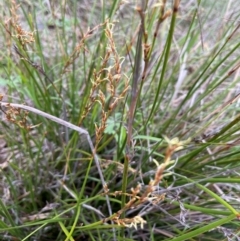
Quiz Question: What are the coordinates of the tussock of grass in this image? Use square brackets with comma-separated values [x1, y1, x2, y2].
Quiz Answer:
[0, 0, 240, 240]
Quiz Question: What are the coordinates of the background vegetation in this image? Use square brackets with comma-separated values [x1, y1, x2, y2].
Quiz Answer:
[0, 0, 240, 240]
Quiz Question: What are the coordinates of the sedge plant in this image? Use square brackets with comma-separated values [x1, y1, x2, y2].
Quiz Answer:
[0, 0, 240, 240]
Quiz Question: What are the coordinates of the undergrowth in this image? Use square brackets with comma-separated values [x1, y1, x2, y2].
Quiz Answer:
[0, 0, 240, 240]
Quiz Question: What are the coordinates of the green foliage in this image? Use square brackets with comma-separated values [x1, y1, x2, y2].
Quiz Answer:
[0, 0, 240, 240]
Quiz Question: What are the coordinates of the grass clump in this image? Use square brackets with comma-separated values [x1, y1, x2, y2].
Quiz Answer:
[0, 0, 240, 240]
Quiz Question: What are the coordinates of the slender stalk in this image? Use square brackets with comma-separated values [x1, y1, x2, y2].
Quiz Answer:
[0, 101, 113, 218]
